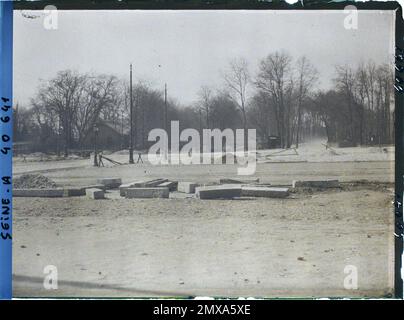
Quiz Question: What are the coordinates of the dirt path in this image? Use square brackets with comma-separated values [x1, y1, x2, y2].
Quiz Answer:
[13, 188, 394, 298]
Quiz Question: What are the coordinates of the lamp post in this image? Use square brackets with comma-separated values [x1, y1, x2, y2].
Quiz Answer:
[93, 124, 99, 167]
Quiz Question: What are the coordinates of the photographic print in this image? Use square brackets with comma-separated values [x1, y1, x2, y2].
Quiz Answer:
[6, 4, 398, 298]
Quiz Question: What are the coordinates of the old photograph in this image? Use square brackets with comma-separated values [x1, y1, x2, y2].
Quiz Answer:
[12, 9, 395, 297]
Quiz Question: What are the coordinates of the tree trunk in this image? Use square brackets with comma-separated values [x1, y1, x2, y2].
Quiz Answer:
[296, 97, 302, 148]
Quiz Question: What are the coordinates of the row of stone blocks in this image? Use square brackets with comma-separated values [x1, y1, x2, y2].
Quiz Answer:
[14, 177, 339, 200]
[122, 178, 337, 199]
[13, 184, 106, 198]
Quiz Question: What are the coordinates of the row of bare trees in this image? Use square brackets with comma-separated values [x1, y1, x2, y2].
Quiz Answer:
[303, 62, 394, 147]
[14, 51, 394, 155]
[14, 70, 200, 154]
[196, 53, 319, 149]
[221, 53, 393, 149]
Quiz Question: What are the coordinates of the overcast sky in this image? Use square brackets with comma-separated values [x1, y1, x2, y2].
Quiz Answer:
[13, 10, 395, 107]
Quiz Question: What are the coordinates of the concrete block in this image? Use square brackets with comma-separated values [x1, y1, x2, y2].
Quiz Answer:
[157, 181, 178, 191]
[219, 178, 260, 184]
[63, 187, 86, 197]
[242, 186, 289, 198]
[119, 183, 134, 197]
[86, 188, 105, 199]
[63, 184, 107, 197]
[82, 184, 106, 192]
[125, 187, 169, 199]
[292, 180, 339, 188]
[120, 181, 149, 196]
[118, 179, 168, 196]
[196, 185, 242, 199]
[124, 179, 168, 188]
[129, 180, 148, 187]
[96, 178, 122, 189]
[13, 188, 65, 198]
[177, 182, 199, 194]
[143, 178, 168, 187]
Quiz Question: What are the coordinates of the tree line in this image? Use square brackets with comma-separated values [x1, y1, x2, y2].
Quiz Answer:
[13, 50, 394, 155]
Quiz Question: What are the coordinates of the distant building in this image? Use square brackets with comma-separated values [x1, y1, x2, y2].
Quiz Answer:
[83, 119, 129, 151]
[13, 141, 35, 155]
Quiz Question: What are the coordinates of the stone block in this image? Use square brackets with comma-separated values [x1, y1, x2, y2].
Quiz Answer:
[13, 188, 65, 198]
[125, 187, 169, 199]
[219, 178, 260, 184]
[242, 186, 289, 198]
[292, 180, 339, 188]
[82, 184, 106, 191]
[143, 179, 168, 187]
[157, 181, 178, 191]
[119, 183, 134, 197]
[63, 187, 86, 197]
[177, 182, 199, 194]
[85, 188, 104, 199]
[96, 178, 122, 189]
[195, 185, 242, 199]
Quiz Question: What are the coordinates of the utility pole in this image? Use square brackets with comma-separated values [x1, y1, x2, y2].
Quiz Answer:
[164, 82, 168, 131]
[164, 83, 168, 159]
[129, 64, 134, 164]
[199, 107, 202, 134]
[121, 111, 124, 150]
[199, 107, 203, 149]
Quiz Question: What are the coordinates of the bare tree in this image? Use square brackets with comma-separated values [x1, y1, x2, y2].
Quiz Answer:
[209, 91, 241, 130]
[75, 75, 119, 147]
[334, 65, 358, 145]
[294, 56, 318, 147]
[355, 63, 368, 145]
[375, 64, 394, 144]
[198, 86, 213, 129]
[31, 70, 86, 156]
[256, 51, 293, 148]
[248, 91, 274, 148]
[223, 58, 250, 149]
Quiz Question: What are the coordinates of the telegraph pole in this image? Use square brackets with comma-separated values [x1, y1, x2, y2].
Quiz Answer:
[164, 83, 168, 159]
[164, 82, 168, 131]
[129, 64, 134, 164]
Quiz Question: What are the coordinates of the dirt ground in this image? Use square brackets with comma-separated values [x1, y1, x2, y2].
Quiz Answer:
[12, 144, 396, 298]
[13, 185, 394, 298]
[14, 160, 395, 187]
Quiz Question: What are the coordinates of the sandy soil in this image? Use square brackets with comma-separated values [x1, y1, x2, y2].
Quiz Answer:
[13, 160, 395, 188]
[12, 143, 396, 298]
[13, 187, 394, 298]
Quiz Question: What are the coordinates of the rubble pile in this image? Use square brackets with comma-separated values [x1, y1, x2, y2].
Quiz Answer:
[14, 174, 57, 189]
